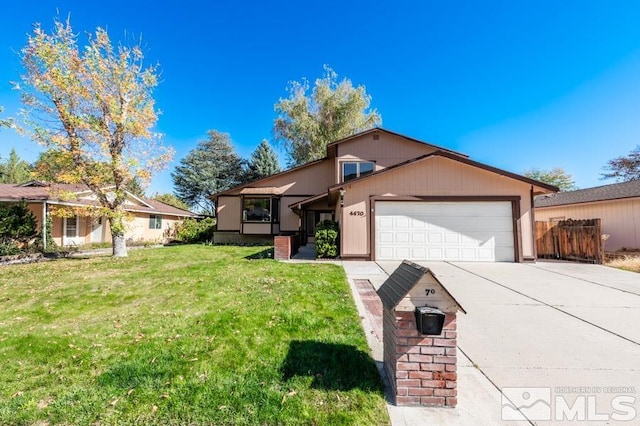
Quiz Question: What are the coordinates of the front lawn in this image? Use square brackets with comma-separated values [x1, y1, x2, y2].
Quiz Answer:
[0, 245, 389, 425]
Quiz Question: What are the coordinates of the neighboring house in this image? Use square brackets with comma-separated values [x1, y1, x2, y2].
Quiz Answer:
[0, 181, 197, 247]
[535, 180, 640, 251]
[212, 128, 557, 262]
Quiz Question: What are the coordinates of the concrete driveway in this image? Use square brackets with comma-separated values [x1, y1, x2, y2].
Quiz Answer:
[367, 261, 640, 425]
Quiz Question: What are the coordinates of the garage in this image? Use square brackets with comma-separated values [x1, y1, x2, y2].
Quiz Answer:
[374, 201, 515, 262]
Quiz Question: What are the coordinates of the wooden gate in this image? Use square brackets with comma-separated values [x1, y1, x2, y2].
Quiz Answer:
[535, 219, 603, 264]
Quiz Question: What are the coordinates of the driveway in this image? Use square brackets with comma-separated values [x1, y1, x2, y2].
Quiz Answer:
[368, 261, 640, 425]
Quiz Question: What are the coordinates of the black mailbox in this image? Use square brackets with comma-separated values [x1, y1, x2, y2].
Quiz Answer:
[415, 306, 445, 335]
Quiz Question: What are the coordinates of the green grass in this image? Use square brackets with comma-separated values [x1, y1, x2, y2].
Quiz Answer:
[0, 245, 389, 425]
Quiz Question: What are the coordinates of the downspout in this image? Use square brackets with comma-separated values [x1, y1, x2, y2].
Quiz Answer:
[42, 201, 47, 251]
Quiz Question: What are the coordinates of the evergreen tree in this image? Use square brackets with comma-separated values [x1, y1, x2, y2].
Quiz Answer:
[0, 149, 32, 184]
[245, 139, 281, 182]
[172, 130, 244, 214]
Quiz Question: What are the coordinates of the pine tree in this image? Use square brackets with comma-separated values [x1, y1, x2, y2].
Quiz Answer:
[245, 139, 281, 182]
[172, 130, 244, 214]
[0, 149, 32, 184]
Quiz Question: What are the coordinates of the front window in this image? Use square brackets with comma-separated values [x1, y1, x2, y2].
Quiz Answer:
[149, 215, 162, 229]
[243, 197, 279, 223]
[342, 161, 374, 182]
[65, 216, 77, 238]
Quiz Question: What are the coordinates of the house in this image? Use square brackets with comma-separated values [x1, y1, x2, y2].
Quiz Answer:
[0, 181, 197, 247]
[535, 180, 640, 252]
[212, 128, 557, 262]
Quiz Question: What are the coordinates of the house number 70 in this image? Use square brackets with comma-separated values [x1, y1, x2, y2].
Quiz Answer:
[425, 289, 435, 296]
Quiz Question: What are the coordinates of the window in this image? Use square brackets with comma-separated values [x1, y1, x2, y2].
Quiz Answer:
[149, 215, 162, 229]
[65, 216, 77, 238]
[243, 197, 279, 223]
[342, 161, 374, 182]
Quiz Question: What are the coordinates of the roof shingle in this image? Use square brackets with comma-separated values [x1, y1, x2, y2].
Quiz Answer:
[535, 180, 640, 208]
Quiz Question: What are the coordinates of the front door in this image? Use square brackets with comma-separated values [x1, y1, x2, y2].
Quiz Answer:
[63, 216, 82, 246]
[90, 217, 104, 243]
[305, 211, 335, 244]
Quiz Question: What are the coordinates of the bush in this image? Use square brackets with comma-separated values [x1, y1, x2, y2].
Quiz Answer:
[0, 202, 39, 256]
[0, 202, 39, 246]
[174, 217, 215, 243]
[0, 242, 20, 256]
[315, 220, 339, 259]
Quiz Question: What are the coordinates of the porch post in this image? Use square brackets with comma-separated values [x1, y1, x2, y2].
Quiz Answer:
[41, 201, 47, 250]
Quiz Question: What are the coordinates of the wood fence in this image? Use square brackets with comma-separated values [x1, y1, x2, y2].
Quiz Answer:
[535, 219, 603, 264]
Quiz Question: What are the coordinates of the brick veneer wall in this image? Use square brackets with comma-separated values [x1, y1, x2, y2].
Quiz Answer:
[383, 310, 458, 407]
[274, 235, 299, 260]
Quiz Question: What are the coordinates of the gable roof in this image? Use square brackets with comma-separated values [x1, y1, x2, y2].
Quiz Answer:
[325, 127, 468, 158]
[0, 183, 197, 217]
[535, 180, 640, 208]
[210, 158, 327, 199]
[210, 127, 468, 199]
[328, 150, 559, 194]
[377, 260, 466, 313]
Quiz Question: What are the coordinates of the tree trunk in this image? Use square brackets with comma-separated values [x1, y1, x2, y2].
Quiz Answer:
[109, 216, 128, 257]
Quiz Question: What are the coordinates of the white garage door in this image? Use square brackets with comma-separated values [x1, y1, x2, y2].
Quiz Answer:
[375, 201, 515, 262]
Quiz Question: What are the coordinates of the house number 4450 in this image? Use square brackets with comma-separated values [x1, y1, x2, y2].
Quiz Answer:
[349, 211, 365, 216]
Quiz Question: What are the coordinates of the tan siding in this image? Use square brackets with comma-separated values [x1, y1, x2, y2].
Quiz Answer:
[242, 223, 272, 235]
[340, 156, 535, 258]
[225, 160, 335, 196]
[126, 213, 182, 243]
[536, 198, 640, 251]
[217, 196, 241, 230]
[335, 132, 440, 181]
[281, 196, 305, 232]
[51, 216, 63, 246]
[26, 203, 44, 229]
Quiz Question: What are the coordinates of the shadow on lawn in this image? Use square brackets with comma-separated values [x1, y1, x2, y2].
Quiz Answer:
[280, 340, 382, 392]
[244, 248, 274, 260]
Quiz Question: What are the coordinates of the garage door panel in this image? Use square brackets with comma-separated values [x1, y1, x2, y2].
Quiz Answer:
[375, 201, 515, 262]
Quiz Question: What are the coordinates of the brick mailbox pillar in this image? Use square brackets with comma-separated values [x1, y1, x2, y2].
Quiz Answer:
[274, 235, 298, 260]
[377, 260, 466, 407]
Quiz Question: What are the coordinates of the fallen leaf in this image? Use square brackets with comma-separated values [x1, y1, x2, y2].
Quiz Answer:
[127, 389, 134, 396]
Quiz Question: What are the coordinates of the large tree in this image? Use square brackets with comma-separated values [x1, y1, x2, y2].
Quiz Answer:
[274, 66, 381, 166]
[18, 18, 172, 256]
[0, 149, 32, 184]
[244, 139, 280, 182]
[172, 130, 244, 215]
[524, 167, 577, 192]
[32, 149, 147, 196]
[601, 146, 640, 182]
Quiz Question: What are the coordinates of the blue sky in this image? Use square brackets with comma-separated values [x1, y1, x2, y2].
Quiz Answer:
[1, 1, 640, 194]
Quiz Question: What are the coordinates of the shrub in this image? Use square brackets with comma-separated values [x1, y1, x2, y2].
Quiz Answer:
[0, 201, 39, 250]
[174, 217, 215, 243]
[315, 220, 339, 259]
[0, 242, 20, 256]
